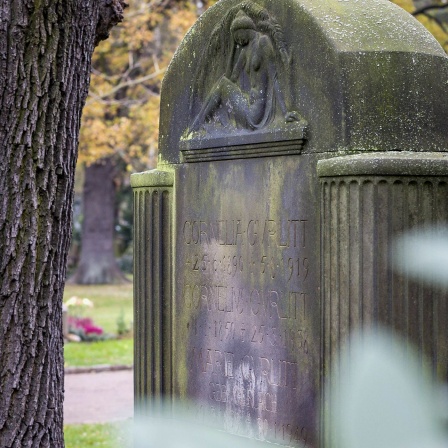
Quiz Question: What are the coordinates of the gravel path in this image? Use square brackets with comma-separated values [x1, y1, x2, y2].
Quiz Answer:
[64, 369, 133, 425]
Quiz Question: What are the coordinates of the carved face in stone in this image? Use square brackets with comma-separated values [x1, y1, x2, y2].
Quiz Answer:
[232, 28, 255, 47]
[230, 10, 256, 47]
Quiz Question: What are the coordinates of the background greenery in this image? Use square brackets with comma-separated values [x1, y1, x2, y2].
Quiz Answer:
[63, 284, 133, 446]
[62, 1, 448, 447]
[63, 283, 133, 367]
[64, 339, 133, 368]
[63, 283, 133, 334]
[64, 423, 130, 448]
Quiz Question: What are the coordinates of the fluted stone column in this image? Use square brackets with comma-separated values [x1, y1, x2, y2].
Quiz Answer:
[318, 152, 448, 445]
[131, 170, 174, 408]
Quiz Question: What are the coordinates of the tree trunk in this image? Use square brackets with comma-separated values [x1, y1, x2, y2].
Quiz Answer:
[69, 157, 128, 284]
[0, 1, 125, 446]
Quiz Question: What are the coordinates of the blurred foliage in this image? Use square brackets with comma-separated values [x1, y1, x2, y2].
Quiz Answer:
[327, 228, 448, 448]
[79, 0, 216, 171]
[394, 227, 448, 286]
[133, 406, 268, 448]
[115, 184, 134, 273]
[67, 168, 133, 275]
[71, 0, 447, 276]
[73, 1, 217, 277]
[78, 0, 446, 171]
[329, 330, 448, 448]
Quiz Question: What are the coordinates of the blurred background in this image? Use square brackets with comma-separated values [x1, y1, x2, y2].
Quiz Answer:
[63, 1, 448, 447]
[67, 0, 448, 288]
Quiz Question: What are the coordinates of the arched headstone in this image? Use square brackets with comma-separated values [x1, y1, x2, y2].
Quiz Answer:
[132, 1, 448, 446]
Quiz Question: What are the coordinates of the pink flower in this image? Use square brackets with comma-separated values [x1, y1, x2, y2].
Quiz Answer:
[67, 316, 103, 335]
[84, 324, 103, 335]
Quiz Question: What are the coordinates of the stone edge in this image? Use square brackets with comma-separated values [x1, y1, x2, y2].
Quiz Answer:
[181, 140, 304, 163]
[317, 151, 448, 177]
[65, 364, 133, 375]
[130, 169, 174, 188]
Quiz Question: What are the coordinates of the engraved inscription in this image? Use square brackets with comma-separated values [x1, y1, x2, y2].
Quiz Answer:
[184, 285, 308, 321]
[182, 219, 307, 248]
[184, 253, 309, 281]
[189, 317, 309, 352]
[183, 215, 312, 447]
[190, 404, 309, 446]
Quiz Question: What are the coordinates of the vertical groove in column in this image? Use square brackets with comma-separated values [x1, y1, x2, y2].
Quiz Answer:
[153, 190, 161, 396]
[421, 181, 434, 370]
[138, 191, 143, 399]
[162, 190, 171, 397]
[320, 180, 326, 446]
[323, 180, 331, 384]
[145, 191, 153, 397]
[361, 181, 374, 325]
[377, 180, 390, 325]
[391, 180, 405, 334]
[133, 192, 138, 399]
[321, 182, 333, 444]
[358, 180, 364, 328]
[141, 191, 148, 400]
[140, 191, 145, 400]
[407, 181, 419, 351]
[133, 192, 140, 401]
[329, 181, 339, 372]
[348, 180, 361, 331]
[436, 181, 448, 381]
[140, 190, 148, 401]
[386, 180, 393, 328]
[403, 180, 410, 342]
[433, 182, 442, 378]
[338, 182, 349, 347]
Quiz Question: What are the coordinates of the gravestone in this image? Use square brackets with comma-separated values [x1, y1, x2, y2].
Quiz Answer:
[131, 1, 448, 447]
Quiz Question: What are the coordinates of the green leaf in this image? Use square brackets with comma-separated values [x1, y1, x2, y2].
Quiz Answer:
[329, 330, 447, 448]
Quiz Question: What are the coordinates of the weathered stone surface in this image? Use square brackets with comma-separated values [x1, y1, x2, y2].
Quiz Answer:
[318, 152, 448, 447]
[159, 0, 447, 166]
[132, 1, 448, 447]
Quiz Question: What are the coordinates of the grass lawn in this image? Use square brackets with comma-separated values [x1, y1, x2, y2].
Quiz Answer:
[63, 282, 133, 334]
[64, 422, 131, 448]
[63, 282, 134, 367]
[64, 338, 133, 367]
[63, 285, 134, 447]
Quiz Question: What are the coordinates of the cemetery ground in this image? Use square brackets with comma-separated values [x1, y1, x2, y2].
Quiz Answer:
[64, 422, 130, 448]
[63, 282, 133, 447]
[63, 283, 133, 367]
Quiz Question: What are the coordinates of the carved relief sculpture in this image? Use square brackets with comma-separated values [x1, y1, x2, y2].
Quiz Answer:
[184, 1, 306, 144]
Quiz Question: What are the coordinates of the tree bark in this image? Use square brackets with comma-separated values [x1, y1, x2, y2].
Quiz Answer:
[0, 1, 125, 446]
[69, 157, 128, 284]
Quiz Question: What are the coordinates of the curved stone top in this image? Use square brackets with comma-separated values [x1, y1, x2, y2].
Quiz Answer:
[317, 152, 448, 177]
[158, 0, 448, 165]
[298, 0, 445, 55]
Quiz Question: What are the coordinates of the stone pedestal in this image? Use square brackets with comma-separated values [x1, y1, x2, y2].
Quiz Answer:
[132, 170, 174, 406]
[132, 0, 448, 446]
[318, 153, 448, 445]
